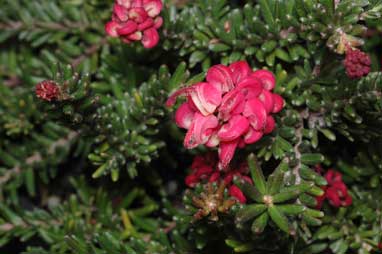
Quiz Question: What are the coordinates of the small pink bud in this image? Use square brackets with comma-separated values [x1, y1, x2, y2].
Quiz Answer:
[105, 21, 121, 37]
[143, 0, 163, 17]
[251, 69, 276, 91]
[206, 64, 234, 93]
[117, 21, 138, 35]
[175, 102, 195, 129]
[229, 61, 252, 84]
[217, 115, 249, 142]
[142, 27, 159, 48]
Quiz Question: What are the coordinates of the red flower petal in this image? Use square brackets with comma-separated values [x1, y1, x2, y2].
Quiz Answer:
[117, 0, 133, 8]
[229, 61, 252, 84]
[105, 21, 121, 37]
[218, 115, 249, 142]
[166, 87, 193, 107]
[264, 116, 275, 134]
[218, 139, 239, 169]
[143, 0, 163, 17]
[236, 76, 263, 99]
[218, 89, 245, 121]
[259, 89, 275, 114]
[205, 129, 220, 147]
[191, 82, 222, 116]
[272, 93, 284, 113]
[113, 4, 129, 22]
[229, 185, 246, 204]
[243, 98, 267, 131]
[128, 7, 148, 23]
[209, 172, 220, 182]
[175, 102, 195, 129]
[127, 31, 143, 41]
[251, 69, 276, 91]
[243, 127, 263, 144]
[206, 64, 234, 93]
[154, 16, 163, 29]
[117, 21, 138, 35]
[184, 113, 218, 148]
[185, 174, 199, 187]
[142, 28, 159, 48]
[138, 18, 154, 30]
[132, 0, 143, 7]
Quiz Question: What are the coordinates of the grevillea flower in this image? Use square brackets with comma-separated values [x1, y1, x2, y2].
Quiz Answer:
[316, 169, 352, 209]
[167, 61, 284, 169]
[344, 47, 371, 79]
[105, 0, 163, 48]
[185, 153, 252, 204]
[35, 80, 60, 101]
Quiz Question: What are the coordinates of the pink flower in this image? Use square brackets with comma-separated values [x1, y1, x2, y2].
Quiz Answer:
[185, 153, 252, 204]
[105, 0, 163, 48]
[316, 169, 352, 209]
[35, 80, 60, 101]
[167, 61, 284, 169]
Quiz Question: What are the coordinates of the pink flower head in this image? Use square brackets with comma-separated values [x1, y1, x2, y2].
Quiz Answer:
[185, 153, 252, 204]
[167, 62, 284, 169]
[316, 169, 352, 209]
[344, 47, 371, 79]
[35, 80, 60, 101]
[105, 0, 163, 48]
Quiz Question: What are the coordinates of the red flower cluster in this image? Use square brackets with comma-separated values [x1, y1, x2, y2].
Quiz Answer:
[316, 169, 352, 209]
[185, 153, 252, 204]
[166, 61, 284, 169]
[344, 47, 371, 79]
[35, 80, 60, 101]
[105, 0, 163, 48]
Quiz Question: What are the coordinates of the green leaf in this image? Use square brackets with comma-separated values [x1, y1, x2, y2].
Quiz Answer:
[169, 62, 187, 90]
[251, 212, 269, 234]
[277, 204, 306, 215]
[300, 153, 324, 165]
[272, 190, 300, 203]
[236, 204, 267, 223]
[248, 154, 267, 194]
[268, 205, 290, 234]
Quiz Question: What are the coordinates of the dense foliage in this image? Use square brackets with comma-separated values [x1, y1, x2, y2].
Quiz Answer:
[1, 0, 382, 253]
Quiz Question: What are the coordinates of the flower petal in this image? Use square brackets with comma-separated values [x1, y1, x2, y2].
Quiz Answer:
[191, 82, 222, 116]
[127, 31, 143, 41]
[244, 127, 263, 144]
[166, 87, 192, 107]
[137, 18, 154, 30]
[243, 98, 267, 131]
[117, 21, 138, 35]
[272, 93, 284, 113]
[128, 7, 148, 23]
[218, 88, 245, 121]
[218, 139, 239, 169]
[175, 102, 195, 129]
[229, 185, 246, 204]
[185, 174, 199, 187]
[251, 69, 276, 91]
[143, 0, 163, 17]
[259, 90, 275, 114]
[154, 16, 163, 29]
[218, 115, 249, 142]
[205, 129, 220, 147]
[184, 113, 218, 148]
[236, 76, 263, 99]
[113, 4, 129, 21]
[264, 116, 275, 134]
[206, 64, 234, 92]
[105, 21, 121, 37]
[229, 61, 252, 84]
[142, 28, 159, 48]
[117, 0, 133, 8]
